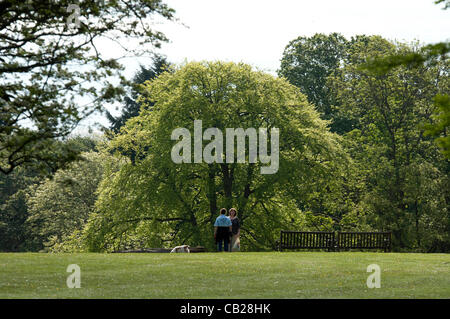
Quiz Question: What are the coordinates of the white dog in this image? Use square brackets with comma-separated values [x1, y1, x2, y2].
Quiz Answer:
[170, 245, 190, 253]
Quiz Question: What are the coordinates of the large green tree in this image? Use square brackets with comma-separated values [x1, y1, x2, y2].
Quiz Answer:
[329, 36, 450, 251]
[0, 0, 174, 174]
[278, 33, 351, 133]
[362, 0, 449, 159]
[82, 61, 347, 252]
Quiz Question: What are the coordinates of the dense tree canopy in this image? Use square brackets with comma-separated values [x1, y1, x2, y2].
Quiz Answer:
[328, 36, 450, 251]
[0, 136, 98, 251]
[26, 150, 123, 252]
[278, 33, 350, 133]
[1, 2, 448, 254]
[424, 95, 450, 159]
[0, 0, 174, 174]
[361, 1, 449, 160]
[82, 61, 347, 251]
[279, 32, 449, 251]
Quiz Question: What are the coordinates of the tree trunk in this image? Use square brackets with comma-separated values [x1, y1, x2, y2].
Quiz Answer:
[207, 164, 218, 222]
[220, 163, 234, 209]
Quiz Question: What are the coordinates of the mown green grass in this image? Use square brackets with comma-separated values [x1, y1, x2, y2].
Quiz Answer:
[0, 252, 449, 298]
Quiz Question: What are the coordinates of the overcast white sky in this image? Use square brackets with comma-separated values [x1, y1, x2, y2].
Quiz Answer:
[74, 0, 450, 134]
[156, 0, 449, 74]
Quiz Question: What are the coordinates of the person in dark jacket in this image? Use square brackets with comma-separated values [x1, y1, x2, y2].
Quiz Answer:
[228, 208, 240, 252]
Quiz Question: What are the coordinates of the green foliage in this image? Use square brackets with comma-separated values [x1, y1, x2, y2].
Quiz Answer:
[106, 55, 171, 134]
[363, 42, 450, 75]
[104, 55, 171, 164]
[26, 151, 123, 252]
[83, 61, 347, 251]
[0, 136, 100, 251]
[2, 23, 448, 254]
[0, 0, 174, 174]
[328, 36, 450, 251]
[0, 168, 39, 251]
[278, 33, 351, 133]
[361, 0, 449, 159]
[424, 95, 450, 159]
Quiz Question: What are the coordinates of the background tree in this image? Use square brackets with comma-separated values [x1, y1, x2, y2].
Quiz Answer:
[105, 55, 171, 134]
[0, 165, 40, 251]
[26, 150, 122, 252]
[104, 55, 171, 164]
[278, 33, 351, 133]
[82, 61, 347, 252]
[0, 0, 174, 174]
[328, 36, 450, 251]
[0, 136, 97, 251]
[362, 0, 449, 159]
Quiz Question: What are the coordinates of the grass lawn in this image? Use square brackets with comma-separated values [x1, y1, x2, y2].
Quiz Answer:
[0, 252, 449, 298]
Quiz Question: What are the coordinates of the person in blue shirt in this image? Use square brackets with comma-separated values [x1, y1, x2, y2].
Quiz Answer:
[214, 208, 232, 252]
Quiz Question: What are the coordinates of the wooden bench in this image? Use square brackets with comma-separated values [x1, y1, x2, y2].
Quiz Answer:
[337, 232, 391, 252]
[278, 231, 391, 252]
[278, 231, 335, 251]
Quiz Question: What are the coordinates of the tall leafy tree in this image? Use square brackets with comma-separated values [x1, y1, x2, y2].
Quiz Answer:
[0, 165, 40, 251]
[278, 33, 351, 133]
[82, 61, 347, 252]
[329, 36, 450, 250]
[0, 0, 174, 174]
[362, 0, 449, 159]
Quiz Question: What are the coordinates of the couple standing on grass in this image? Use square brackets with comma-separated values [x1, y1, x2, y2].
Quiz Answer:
[214, 208, 240, 252]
